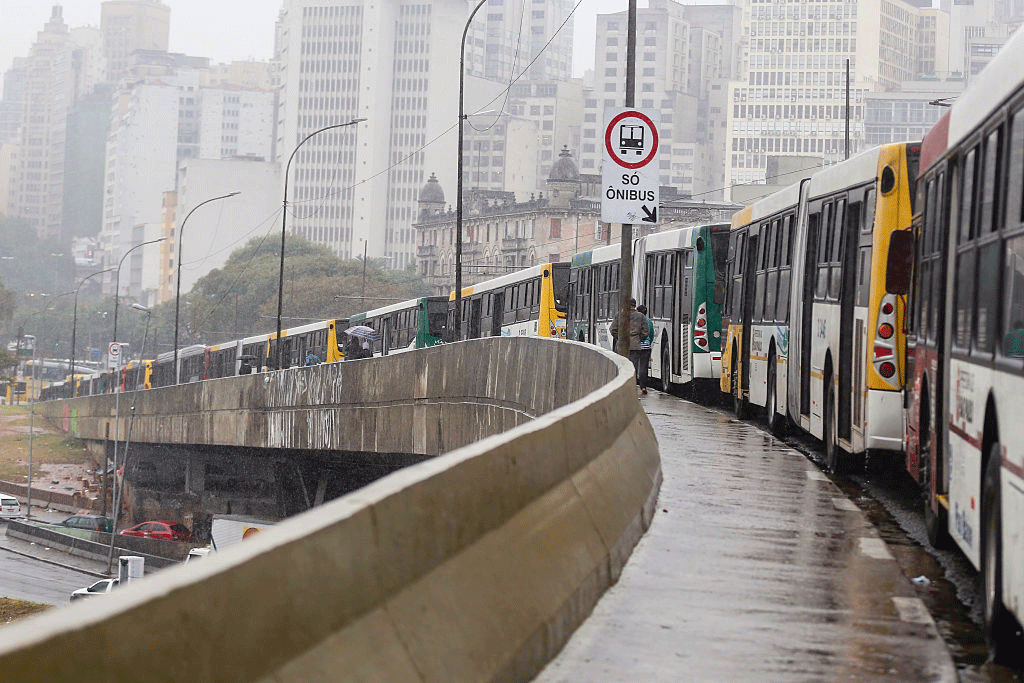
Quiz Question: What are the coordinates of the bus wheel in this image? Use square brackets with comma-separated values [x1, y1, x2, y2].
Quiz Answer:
[731, 353, 747, 419]
[766, 354, 784, 436]
[823, 380, 842, 473]
[660, 347, 672, 395]
[981, 446, 1021, 665]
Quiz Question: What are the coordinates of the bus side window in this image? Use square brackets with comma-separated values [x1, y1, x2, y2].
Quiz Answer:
[979, 127, 1002, 235]
[959, 146, 979, 244]
[1008, 110, 1024, 228]
[1003, 236, 1024, 358]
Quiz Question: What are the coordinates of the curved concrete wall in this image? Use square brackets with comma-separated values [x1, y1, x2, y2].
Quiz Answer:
[4, 338, 661, 683]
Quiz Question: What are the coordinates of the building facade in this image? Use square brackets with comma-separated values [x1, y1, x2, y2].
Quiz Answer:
[100, 0, 171, 83]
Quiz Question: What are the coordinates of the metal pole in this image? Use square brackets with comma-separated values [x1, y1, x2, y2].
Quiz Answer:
[174, 192, 239, 384]
[277, 118, 365, 370]
[112, 237, 166, 346]
[71, 267, 115, 398]
[617, 0, 638, 359]
[26, 349, 36, 519]
[456, 0, 489, 343]
[108, 305, 150, 572]
[361, 240, 367, 302]
[845, 58, 851, 160]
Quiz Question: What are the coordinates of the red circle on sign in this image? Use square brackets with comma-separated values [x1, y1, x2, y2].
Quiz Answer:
[605, 110, 659, 170]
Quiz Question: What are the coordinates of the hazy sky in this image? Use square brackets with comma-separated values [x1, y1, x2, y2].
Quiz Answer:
[2, 0, 644, 80]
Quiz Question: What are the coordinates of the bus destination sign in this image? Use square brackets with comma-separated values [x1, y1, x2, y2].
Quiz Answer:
[601, 108, 660, 225]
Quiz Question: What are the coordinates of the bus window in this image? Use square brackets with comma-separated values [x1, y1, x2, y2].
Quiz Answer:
[552, 265, 569, 313]
[959, 146, 978, 244]
[863, 189, 876, 234]
[830, 198, 846, 299]
[1003, 236, 1024, 357]
[955, 249, 976, 349]
[1009, 110, 1024, 227]
[980, 127, 1002, 234]
[975, 241, 1000, 353]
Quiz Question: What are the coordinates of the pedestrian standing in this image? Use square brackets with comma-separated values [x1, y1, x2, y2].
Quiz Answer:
[610, 298, 648, 388]
[636, 304, 654, 395]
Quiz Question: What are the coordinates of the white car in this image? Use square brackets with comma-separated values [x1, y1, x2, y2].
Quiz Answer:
[69, 578, 119, 601]
[0, 494, 21, 518]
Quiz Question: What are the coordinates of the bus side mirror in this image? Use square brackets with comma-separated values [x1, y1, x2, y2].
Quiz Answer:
[886, 230, 914, 295]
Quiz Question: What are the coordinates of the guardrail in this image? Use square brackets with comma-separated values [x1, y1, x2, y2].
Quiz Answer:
[1, 338, 661, 683]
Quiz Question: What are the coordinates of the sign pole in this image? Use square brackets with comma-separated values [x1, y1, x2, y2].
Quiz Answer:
[617, 0, 638, 359]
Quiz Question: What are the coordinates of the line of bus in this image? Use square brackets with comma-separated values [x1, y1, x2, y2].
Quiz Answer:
[900, 25, 1024, 660]
[721, 141, 919, 473]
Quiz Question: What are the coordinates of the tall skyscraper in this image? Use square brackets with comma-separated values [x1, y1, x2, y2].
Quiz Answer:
[274, 0, 576, 270]
[10, 6, 75, 241]
[100, 0, 171, 83]
[724, 0, 931, 196]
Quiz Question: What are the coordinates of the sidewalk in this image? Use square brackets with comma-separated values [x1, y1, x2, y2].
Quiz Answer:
[534, 393, 957, 682]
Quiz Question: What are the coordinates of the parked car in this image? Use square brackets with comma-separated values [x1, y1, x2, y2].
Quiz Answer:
[59, 514, 113, 533]
[120, 520, 194, 542]
[69, 578, 118, 601]
[0, 495, 20, 518]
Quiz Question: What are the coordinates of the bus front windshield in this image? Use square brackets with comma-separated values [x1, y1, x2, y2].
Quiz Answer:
[551, 266, 570, 313]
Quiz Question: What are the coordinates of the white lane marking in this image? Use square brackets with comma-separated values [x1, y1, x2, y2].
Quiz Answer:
[859, 537, 894, 561]
[892, 597, 936, 625]
[832, 498, 859, 512]
[806, 469, 829, 482]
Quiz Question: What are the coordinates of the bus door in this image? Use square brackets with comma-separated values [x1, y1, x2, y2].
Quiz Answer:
[469, 297, 483, 338]
[837, 197, 856, 441]
[801, 204, 822, 416]
[678, 250, 693, 376]
[739, 232, 759, 395]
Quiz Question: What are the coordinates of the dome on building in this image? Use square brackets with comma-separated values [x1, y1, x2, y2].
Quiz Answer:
[419, 172, 445, 203]
[548, 146, 579, 181]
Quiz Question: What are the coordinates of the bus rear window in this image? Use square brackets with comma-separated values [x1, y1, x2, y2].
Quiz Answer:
[427, 300, 448, 339]
[711, 230, 730, 281]
[551, 266, 570, 313]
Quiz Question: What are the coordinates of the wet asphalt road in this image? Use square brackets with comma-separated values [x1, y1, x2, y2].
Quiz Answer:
[536, 390, 975, 682]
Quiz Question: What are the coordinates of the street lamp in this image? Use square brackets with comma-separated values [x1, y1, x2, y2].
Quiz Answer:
[174, 192, 240, 384]
[112, 236, 166, 347]
[276, 117, 365, 370]
[70, 267, 116, 397]
[107, 302, 151, 571]
[455, 0, 489, 342]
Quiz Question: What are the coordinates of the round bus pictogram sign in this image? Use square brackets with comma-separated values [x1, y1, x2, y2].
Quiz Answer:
[108, 342, 121, 359]
[604, 110, 659, 170]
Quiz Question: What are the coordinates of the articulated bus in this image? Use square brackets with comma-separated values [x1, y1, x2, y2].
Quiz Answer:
[720, 183, 802, 432]
[901, 26, 1024, 660]
[349, 297, 448, 355]
[450, 262, 570, 340]
[723, 141, 919, 472]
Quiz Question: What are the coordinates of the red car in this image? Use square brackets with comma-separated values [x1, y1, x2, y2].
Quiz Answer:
[120, 520, 194, 542]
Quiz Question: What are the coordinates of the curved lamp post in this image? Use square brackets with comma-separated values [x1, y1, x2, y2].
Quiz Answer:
[276, 117, 365, 371]
[70, 266, 116, 397]
[455, 0, 489, 342]
[173, 192, 240, 384]
[112, 236, 166, 347]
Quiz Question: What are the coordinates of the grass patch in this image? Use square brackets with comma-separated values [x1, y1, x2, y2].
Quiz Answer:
[0, 405, 91, 480]
[0, 597, 54, 624]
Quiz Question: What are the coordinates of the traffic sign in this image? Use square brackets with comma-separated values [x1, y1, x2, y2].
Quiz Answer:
[601, 108, 660, 225]
[107, 342, 121, 371]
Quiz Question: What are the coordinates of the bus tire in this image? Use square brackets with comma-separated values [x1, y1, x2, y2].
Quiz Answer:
[824, 379, 842, 473]
[766, 353, 785, 436]
[731, 352, 747, 420]
[660, 346, 672, 395]
[981, 446, 1022, 665]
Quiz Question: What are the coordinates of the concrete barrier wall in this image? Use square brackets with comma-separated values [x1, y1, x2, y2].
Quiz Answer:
[3, 338, 661, 683]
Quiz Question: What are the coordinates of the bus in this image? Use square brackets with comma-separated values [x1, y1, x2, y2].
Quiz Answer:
[722, 141, 920, 473]
[348, 297, 448, 355]
[568, 243, 622, 349]
[450, 262, 569, 340]
[720, 184, 801, 431]
[900, 26, 1024, 660]
[639, 223, 730, 397]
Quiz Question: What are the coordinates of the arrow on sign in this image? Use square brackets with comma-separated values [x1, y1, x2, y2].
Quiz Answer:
[642, 205, 658, 223]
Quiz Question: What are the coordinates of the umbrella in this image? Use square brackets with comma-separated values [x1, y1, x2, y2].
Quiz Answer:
[344, 325, 380, 340]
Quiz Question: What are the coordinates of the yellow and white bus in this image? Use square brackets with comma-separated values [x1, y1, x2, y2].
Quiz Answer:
[449, 262, 570, 340]
[722, 141, 919, 472]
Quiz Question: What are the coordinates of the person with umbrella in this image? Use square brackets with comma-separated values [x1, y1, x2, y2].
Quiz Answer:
[344, 325, 378, 359]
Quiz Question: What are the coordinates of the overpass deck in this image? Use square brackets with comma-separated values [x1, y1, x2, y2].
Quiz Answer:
[535, 392, 956, 682]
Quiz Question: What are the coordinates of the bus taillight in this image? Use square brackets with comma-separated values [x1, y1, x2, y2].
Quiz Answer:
[872, 293, 900, 387]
